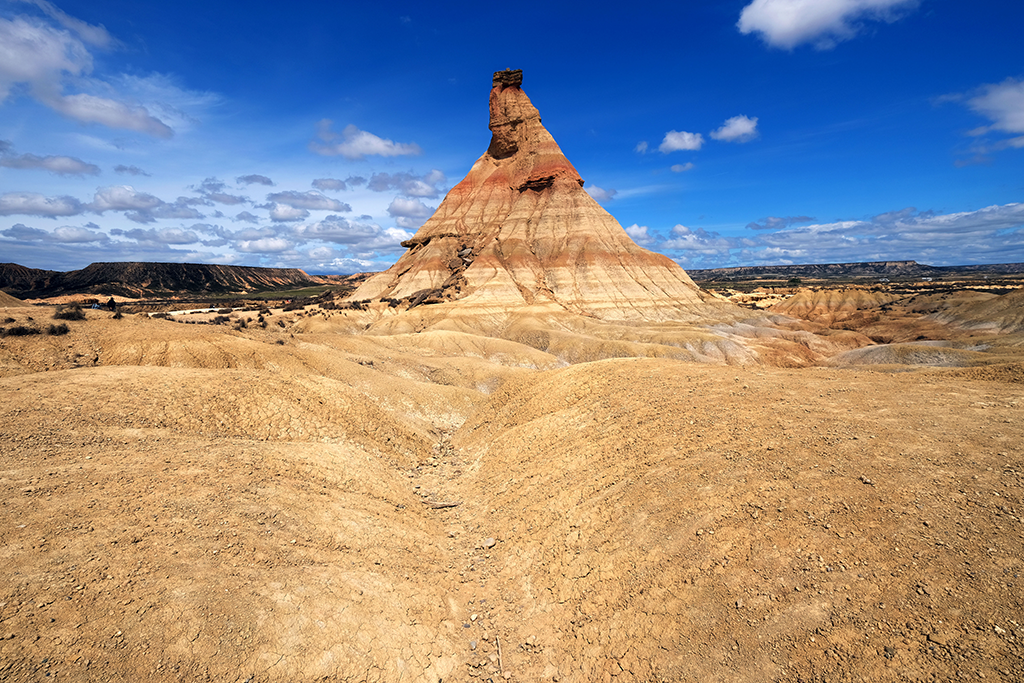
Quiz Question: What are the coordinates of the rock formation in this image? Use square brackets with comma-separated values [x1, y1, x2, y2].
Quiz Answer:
[1, 262, 324, 298]
[350, 69, 726, 323]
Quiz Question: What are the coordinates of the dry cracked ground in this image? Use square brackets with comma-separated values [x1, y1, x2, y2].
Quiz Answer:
[0, 300, 1022, 682]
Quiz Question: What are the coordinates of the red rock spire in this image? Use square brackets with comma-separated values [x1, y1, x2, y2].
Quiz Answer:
[349, 70, 716, 323]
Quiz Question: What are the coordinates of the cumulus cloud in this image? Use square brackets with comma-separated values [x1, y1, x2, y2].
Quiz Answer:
[113, 227, 200, 244]
[236, 237, 293, 253]
[710, 115, 759, 143]
[737, 0, 919, 50]
[624, 224, 653, 245]
[387, 197, 434, 217]
[2, 222, 107, 242]
[268, 204, 309, 222]
[293, 215, 412, 252]
[310, 121, 421, 160]
[366, 170, 446, 198]
[387, 197, 436, 229]
[312, 178, 347, 192]
[586, 185, 618, 202]
[266, 190, 350, 212]
[659, 130, 704, 153]
[234, 211, 260, 224]
[671, 162, 695, 173]
[190, 178, 248, 205]
[0, 191, 84, 217]
[90, 185, 162, 212]
[662, 225, 734, 254]
[237, 174, 274, 186]
[139, 199, 205, 223]
[114, 164, 149, 176]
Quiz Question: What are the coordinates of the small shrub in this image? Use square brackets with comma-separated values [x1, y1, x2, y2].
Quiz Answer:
[275, 339, 285, 345]
[212, 315, 230, 325]
[53, 305, 86, 321]
[3, 317, 14, 323]
[276, 320, 286, 328]
[46, 323, 69, 336]
[2, 325, 40, 337]
[151, 312, 170, 319]
[217, 308, 232, 314]
[113, 311, 123, 320]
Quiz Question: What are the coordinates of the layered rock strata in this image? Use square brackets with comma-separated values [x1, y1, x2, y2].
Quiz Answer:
[350, 70, 725, 323]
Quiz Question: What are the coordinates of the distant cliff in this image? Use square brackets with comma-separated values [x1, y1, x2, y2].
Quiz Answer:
[687, 260, 1024, 282]
[0, 262, 327, 298]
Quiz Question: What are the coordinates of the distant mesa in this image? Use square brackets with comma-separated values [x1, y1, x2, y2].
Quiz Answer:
[688, 260, 1024, 282]
[0, 262, 324, 299]
[349, 69, 731, 324]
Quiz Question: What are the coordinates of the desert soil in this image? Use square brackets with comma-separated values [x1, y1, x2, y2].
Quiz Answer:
[1, 303, 1022, 682]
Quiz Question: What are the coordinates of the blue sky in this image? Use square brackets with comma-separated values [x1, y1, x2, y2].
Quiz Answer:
[1, 0, 1022, 274]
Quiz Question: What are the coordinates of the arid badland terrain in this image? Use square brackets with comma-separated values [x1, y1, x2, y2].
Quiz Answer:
[1, 70, 1022, 683]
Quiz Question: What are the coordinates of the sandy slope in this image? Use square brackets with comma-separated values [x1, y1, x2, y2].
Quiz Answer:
[1, 307, 1022, 682]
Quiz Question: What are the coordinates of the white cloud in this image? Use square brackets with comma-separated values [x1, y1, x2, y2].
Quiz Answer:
[90, 185, 162, 212]
[312, 178, 347, 191]
[19, 0, 114, 48]
[0, 191, 84, 217]
[0, 150, 100, 176]
[310, 121, 421, 160]
[967, 78, 1024, 136]
[292, 215, 412, 252]
[661, 225, 734, 254]
[586, 185, 618, 203]
[659, 130, 704, 153]
[624, 224, 653, 245]
[635, 141, 649, 154]
[42, 92, 173, 138]
[367, 170, 447, 198]
[115, 227, 200, 244]
[387, 197, 435, 218]
[746, 215, 816, 230]
[267, 190, 350, 212]
[670, 162, 695, 173]
[0, 13, 173, 137]
[236, 237, 293, 253]
[387, 197, 436, 230]
[738, 0, 919, 50]
[2, 222, 107, 242]
[268, 204, 309, 222]
[237, 174, 274, 186]
[114, 164, 149, 176]
[710, 115, 759, 142]
[0, 16, 90, 101]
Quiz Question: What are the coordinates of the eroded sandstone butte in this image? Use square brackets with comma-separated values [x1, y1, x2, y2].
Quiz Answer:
[350, 69, 735, 325]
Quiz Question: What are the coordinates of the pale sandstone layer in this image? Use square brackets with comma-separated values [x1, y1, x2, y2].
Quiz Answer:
[350, 70, 739, 328]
